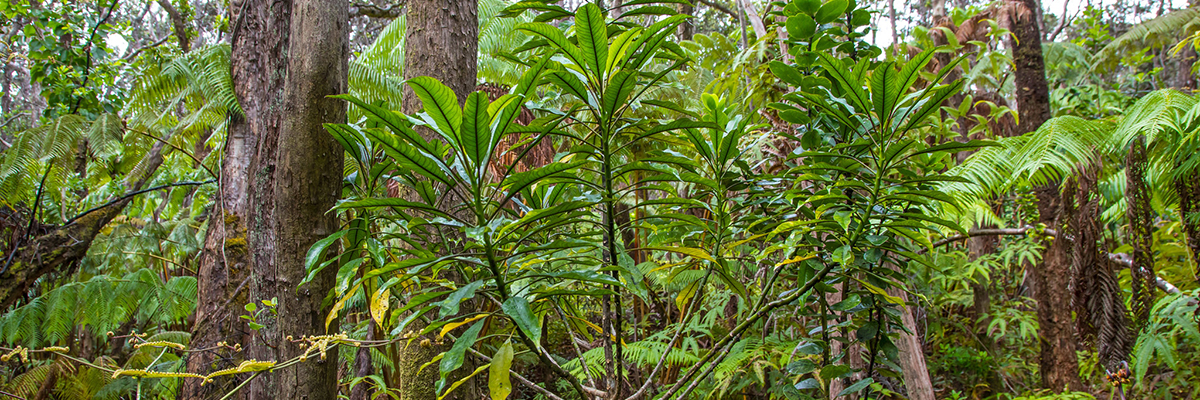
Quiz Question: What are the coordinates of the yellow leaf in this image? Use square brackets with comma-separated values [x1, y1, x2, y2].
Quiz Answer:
[724, 233, 768, 251]
[643, 246, 714, 262]
[439, 314, 489, 339]
[775, 253, 816, 267]
[326, 285, 360, 332]
[564, 314, 605, 335]
[439, 364, 489, 400]
[856, 279, 905, 305]
[489, 342, 514, 400]
[370, 288, 391, 328]
[676, 280, 699, 316]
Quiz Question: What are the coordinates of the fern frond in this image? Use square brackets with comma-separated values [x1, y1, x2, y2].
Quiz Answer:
[1111, 89, 1196, 152]
[1011, 116, 1113, 187]
[1096, 8, 1200, 72]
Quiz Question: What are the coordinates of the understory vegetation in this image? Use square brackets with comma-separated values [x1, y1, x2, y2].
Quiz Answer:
[2, 0, 1200, 399]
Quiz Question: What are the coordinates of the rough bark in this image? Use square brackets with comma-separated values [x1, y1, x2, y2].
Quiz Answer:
[401, 0, 479, 115]
[886, 286, 935, 400]
[349, 325, 377, 400]
[1033, 186, 1085, 392]
[272, 0, 348, 398]
[182, 0, 291, 398]
[1126, 138, 1155, 325]
[1008, 0, 1053, 137]
[1175, 46, 1196, 90]
[1008, 0, 1082, 391]
[395, 1, 478, 398]
[678, 2, 694, 41]
[1177, 168, 1200, 268]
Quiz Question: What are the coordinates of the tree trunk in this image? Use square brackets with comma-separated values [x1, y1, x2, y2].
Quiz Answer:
[1177, 46, 1197, 90]
[402, 0, 479, 114]
[183, 0, 291, 398]
[349, 324, 377, 400]
[736, 0, 767, 39]
[968, 235, 1004, 394]
[157, 0, 192, 52]
[1009, 0, 1052, 136]
[1033, 186, 1085, 392]
[271, 0, 348, 398]
[1008, 0, 1083, 390]
[886, 287, 935, 400]
[826, 282, 864, 400]
[395, 1, 478, 399]
[678, 2, 694, 41]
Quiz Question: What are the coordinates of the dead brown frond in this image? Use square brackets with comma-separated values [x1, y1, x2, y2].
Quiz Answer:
[1069, 158, 1134, 371]
[1125, 137, 1156, 327]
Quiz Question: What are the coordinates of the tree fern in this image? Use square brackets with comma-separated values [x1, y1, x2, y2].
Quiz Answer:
[1111, 89, 1196, 151]
[0, 271, 197, 349]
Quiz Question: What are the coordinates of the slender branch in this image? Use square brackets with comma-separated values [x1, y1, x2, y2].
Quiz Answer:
[122, 35, 171, 62]
[0, 390, 26, 400]
[626, 266, 715, 400]
[1, 165, 51, 275]
[218, 370, 264, 400]
[65, 179, 216, 225]
[923, 225, 1181, 294]
[673, 338, 733, 400]
[657, 261, 840, 400]
[69, 0, 120, 114]
[465, 344, 584, 400]
[922, 225, 1038, 252]
[696, 0, 737, 18]
[552, 302, 598, 387]
[132, 129, 219, 178]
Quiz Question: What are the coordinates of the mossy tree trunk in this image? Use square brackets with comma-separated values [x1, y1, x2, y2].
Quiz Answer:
[183, 0, 290, 398]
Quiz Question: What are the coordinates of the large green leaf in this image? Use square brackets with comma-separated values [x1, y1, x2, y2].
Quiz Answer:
[408, 76, 463, 142]
[626, 15, 686, 69]
[870, 61, 898, 123]
[602, 70, 638, 122]
[460, 91, 493, 171]
[334, 197, 456, 221]
[300, 230, 349, 285]
[606, 28, 640, 76]
[438, 281, 484, 318]
[517, 22, 584, 68]
[502, 296, 542, 345]
[815, 0, 848, 24]
[364, 128, 454, 186]
[575, 3, 608, 78]
[437, 320, 485, 394]
[331, 94, 444, 157]
[499, 160, 585, 207]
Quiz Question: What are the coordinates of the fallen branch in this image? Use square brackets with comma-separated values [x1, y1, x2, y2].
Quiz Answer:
[0, 133, 173, 308]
